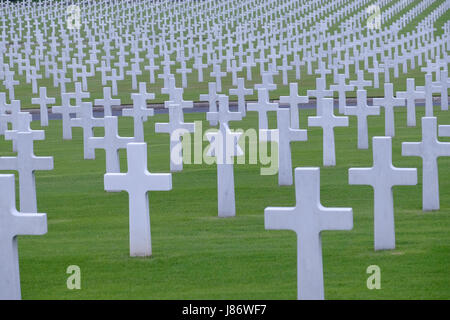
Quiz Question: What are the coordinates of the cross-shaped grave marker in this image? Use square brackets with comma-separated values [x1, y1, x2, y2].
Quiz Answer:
[308, 98, 348, 166]
[123, 91, 155, 142]
[0, 174, 47, 300]
[265, 167, 353, 300]
[279, 83, 309, 129]
[247, 88, 278, 131]
[397, 78, 425, 127]
[95, 87, 121, 117]
[104, 143, 172, 257]
[349, 137, 417, 251]
[373, 83, 406, 137]
[402, 117, 450, 211]
[206, 95, 243, 217]
[1, 115, 53, 213]
[87, 116, 135, 173]
[344, 90, 380, 149]
[155, 88, 195, 172]
[31, 87, 55, 127]
[70, 102, 105, 160]
[330, 74, 354, 114]
[229, 78, 253, 117]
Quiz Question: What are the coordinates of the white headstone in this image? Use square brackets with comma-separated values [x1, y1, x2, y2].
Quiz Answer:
[397, 78, 425, 127]
[31, 87, 55, 127]
[402, 117, 450, 211]
[279, 83, 309, 129]
[439, 125, 450, 137]
[123, 92, 155, 142]
[330, 74, 354, 114]
[104, 143, 172, 257]
[0, 174, 47, 300]
[1, 121, 53, 213]
[271, 108, 308, 185]
[95, 87, 121, 117]
[70, 102, 105, 160]
[87, 116, 134, 173]
[265, 167, 353, 300]
[349, 137, 417, 251]
[51, 93, 78, 140]
[373, 83, 406, 137]
[344, 90, 380, 149]
[308, 98, 348, 166]
[229, 78, 253, 117]
[247, 88, 278, 130]
[206, 95, 243, 217]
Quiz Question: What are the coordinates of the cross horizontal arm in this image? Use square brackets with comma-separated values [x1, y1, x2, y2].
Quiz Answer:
[145, 173, 172, 191]
[401, 142, 422, 157]
[264, 207, 296, 232]
[318, 206, 353, 231]
[391, 168, 417, 186]
[348, 168, 375, 186]
[104, 173, 128, 192]
[0, 157, 19, 170]
[439, 125, 450, 137]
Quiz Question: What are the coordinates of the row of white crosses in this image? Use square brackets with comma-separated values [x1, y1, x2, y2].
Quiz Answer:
[0, 99, 53, 299]
[0, 0, 448, 114]
[1, 66, 448, 301]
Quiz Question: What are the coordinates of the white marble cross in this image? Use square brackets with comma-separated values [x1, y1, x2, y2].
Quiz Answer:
[273, 108, 307, 185]
[350, 70, 372, 91]
[155, 89, 195, 172]
[210, 64, 226, 92]
[279, 83, 309, 129]
[70, 102, 105, 160]
[229, 78, 253, 117]
[255, 72, 277, 92]
[200, 83, 219, 126]
[424, 73, 440, 117]
[206, 95, 243, 217]
[0, 174, 47, 300]
[31, 87, 55, 127]
[95, 87, 121, 117]
[433, 69, 449, 111]
[51, 93, 79, 140]
[106, 68, 121, 96]
[265, 167, 353, 300]
[349, 137, 417, 251]
[344, 90, 380, 149]
[373, 83, 406, 137]
[307, 77, 333, 114]
[104, 143, 172, 257]
[439, 125, 450, 137]
[0, 93, 7, 135]
[87, 116, 134, 173]
[73, 82, 90, 107]
[1, 125, 53, 213]
[308, 98, 348, 166]
[207, 94, 242, 127]
[206, 110, 243, 218]
[397, 78, 425, 127]
[176, 60, 192, 88]
[123, 93, 155, 142]
[330, 74, 354, 114]
[402, 117, 450, 211]
[247, 88, 278, 130]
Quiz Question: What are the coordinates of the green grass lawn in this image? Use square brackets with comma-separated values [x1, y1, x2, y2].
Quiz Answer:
[1, 105, 448, 299]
